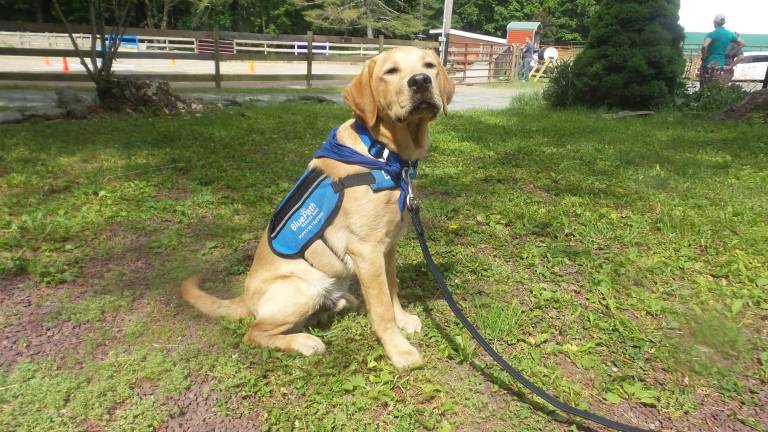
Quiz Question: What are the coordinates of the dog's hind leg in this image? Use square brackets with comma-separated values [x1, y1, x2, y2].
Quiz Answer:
[242, 276, 326, 356]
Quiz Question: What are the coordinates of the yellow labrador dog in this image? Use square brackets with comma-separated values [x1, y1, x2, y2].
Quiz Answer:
[181, 46, 454, 370]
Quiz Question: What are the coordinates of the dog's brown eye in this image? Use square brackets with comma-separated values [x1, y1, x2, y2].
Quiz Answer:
[385, 67, 399, 75]
[424, 62, 436, 69]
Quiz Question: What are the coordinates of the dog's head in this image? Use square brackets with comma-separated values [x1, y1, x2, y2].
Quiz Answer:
[342, 46, 455, 129]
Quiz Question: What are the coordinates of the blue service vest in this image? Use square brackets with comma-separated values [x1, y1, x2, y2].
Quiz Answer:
[267, 122, 417, 259]
[267, 168, 402, 258]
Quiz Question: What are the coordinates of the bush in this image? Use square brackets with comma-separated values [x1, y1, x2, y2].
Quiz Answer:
[675, 83, 750, 112]
[552, 0, 685, 109]
[543, 59, 579, 108]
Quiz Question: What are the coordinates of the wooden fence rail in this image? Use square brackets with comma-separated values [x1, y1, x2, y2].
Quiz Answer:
[0, 22, 438, 87]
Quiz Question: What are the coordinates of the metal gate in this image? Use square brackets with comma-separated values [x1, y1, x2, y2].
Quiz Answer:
[446, 42, 584, 83]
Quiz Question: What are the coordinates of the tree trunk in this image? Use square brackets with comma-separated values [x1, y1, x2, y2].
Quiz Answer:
[161, 0, 171, 30]
[365, 0, 373, 38]
[34, 0, 43, 22]
[231, 0, 241, 32]
[144, 0, 157, 29]
[261, 8, 267, 33]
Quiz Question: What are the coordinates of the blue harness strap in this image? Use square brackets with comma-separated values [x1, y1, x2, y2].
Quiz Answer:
[268, 122, 417, 259]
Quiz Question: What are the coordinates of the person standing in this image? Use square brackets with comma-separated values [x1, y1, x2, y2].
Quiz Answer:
[700, 14, 744, 85]
[518, 37, 534, 81]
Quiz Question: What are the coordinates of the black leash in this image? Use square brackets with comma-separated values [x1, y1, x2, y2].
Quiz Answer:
[408, 203, 652, 432]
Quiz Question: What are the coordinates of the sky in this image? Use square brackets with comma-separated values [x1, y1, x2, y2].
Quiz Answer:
[679, 0, 767, 33]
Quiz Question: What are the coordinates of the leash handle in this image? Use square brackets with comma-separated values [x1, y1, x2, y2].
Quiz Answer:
[409, 206, 652, 432]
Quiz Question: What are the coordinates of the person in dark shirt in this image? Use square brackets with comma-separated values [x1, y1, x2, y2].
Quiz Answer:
[518, 37, 534, 81]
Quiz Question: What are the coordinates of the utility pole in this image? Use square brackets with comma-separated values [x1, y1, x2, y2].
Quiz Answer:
[440, 0, 453, 66]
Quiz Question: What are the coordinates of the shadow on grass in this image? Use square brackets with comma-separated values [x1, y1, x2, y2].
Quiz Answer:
[399, 258, 601, 432]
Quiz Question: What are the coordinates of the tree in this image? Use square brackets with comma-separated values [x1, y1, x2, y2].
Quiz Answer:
[246, 0, 306, 34]
[52, 0, 134, 105]
[143, 0, 181, 30]
[8, 0, 599, 40]
[451, 0, 597, 42]
[0, 0, 53, 22]
[452, 0, 525, 36]
[567, 0, 684, 109]
[297, 0, 424, 38]
[175, 0, 305, 34]
[545, 0, 598, 42]
[51, 0, 190, 114]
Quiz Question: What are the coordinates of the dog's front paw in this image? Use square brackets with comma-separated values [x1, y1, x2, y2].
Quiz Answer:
[386, 340, 423, 370]
[395, 311, 422, 335]
[291, 334, 326, 356]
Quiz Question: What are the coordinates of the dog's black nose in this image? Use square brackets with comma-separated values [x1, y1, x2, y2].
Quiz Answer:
[407, 73, 432, 92]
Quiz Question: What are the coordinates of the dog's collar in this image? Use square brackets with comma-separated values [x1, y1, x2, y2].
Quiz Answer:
[352, 121, 392, 161]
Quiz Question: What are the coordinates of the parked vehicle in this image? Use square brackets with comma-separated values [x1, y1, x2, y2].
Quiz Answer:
[733, 52, 768, 81]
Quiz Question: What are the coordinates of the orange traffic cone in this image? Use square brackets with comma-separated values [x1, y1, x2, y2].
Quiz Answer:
[62, 57, 70, 72]
[44, 56, 51, 66]
[249, 60, 255, 73]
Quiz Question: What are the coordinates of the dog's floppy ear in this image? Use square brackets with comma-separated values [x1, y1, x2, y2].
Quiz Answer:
[343, 58, 378, 128]
[433, 53, 455, 115]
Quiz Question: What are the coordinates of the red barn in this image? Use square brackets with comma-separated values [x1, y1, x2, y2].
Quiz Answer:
[506, 21, 542, 47]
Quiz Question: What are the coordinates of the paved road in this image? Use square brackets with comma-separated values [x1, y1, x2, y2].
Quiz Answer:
[0, 84, 540, 112]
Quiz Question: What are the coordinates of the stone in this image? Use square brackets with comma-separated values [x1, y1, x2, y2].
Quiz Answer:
[55, 86, 91, 119]
[298, 95, 336, 103]
[22, 107, 66, 121]
[0, 111, 24, 124]
[54, 86, 87, 106]
[724, 88, 768, 120]
[602, 110, 655, 119]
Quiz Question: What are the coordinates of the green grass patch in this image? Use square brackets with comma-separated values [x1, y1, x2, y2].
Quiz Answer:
[1, 97, 766, 430]
[477, 80, 546, 90]
[48, 292, 134, 324]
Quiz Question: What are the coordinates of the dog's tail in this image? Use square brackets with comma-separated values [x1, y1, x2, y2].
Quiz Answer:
[180, 275, 251, 319]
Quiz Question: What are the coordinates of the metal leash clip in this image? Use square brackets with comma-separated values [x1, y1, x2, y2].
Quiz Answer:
[403, 166, 417, 210]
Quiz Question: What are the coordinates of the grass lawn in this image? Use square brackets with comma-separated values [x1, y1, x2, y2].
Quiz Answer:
[1, 97, 767, 431]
